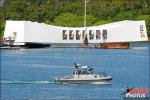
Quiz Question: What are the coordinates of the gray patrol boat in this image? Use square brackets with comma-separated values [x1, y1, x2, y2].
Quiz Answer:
[54, 63, 112, 84]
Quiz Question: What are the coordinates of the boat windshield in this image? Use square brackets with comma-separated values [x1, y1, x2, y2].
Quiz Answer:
[99, 72, 109, 77]
[72, 64, 94, 75]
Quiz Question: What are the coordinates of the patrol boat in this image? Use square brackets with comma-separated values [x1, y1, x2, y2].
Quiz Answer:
[54, 63, 112, 84]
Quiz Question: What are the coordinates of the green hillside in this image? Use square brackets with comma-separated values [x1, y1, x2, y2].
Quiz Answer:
[0, 0, 150, 40]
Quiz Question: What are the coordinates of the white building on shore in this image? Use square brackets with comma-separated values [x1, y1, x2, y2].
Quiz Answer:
[3, 20, 148, 48]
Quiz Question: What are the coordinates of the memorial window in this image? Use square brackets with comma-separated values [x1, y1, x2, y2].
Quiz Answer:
[89, 30, 94, 40]
[76, 30, 81, 40]
[82, 30, 85, 39]
[102, 30, 107, 40]
[62, 30, 67, 40]
[96, 30, 101, 40]
[69, 30, 74, 40]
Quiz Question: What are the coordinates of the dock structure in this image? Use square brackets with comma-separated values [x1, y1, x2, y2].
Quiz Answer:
[2, 20, 148, 48]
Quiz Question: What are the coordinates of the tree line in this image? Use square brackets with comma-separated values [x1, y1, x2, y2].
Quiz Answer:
[0, 0, 150, 39]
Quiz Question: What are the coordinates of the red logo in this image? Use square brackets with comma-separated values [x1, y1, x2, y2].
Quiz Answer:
[129, 88, 148, 94]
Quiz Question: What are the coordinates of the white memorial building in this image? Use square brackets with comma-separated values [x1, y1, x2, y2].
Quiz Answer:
[3, 20, 148, 48]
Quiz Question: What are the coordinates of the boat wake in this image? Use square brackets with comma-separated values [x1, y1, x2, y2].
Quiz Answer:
[1, 80, 55, 84]
[1, 80, 111, 85]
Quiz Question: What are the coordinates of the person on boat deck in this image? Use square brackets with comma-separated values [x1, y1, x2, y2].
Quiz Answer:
[73, 63, 80, 69]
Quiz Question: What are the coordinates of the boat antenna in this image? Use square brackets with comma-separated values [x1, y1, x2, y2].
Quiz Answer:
[73, 63, 79, 69]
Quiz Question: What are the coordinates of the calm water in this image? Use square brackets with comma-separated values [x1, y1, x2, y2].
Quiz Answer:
[1, 42, 150, 100]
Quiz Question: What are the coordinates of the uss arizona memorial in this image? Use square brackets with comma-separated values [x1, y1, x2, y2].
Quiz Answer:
[3, 20, 148, 48]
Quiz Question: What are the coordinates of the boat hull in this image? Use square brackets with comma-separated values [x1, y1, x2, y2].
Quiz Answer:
[55, 77, 112, 84]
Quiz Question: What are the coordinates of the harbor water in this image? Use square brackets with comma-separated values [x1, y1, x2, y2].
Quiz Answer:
[1, 42, 150, 100]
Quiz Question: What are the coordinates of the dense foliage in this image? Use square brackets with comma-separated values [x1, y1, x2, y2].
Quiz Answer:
[0, 0, 150, 39]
